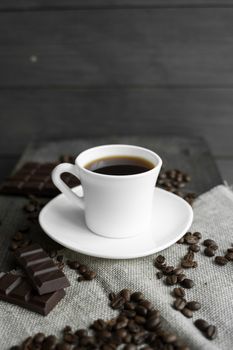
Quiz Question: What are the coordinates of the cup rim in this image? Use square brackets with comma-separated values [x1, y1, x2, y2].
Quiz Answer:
[75, 144, 162, 179]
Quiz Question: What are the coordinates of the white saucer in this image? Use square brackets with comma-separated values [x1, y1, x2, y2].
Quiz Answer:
[39, 187, 193, 259]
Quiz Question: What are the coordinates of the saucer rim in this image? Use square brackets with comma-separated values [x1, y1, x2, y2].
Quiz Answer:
[39, 187, 193, 259]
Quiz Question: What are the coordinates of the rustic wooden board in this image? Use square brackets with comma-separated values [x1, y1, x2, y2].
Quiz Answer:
[1, 0, 233, 10]
[1, 9, 233, 87]
[0, 136, 222, 272]
[0, 89, 233, 157]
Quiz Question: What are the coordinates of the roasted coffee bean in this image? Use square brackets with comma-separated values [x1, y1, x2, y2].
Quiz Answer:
[225, 252, 233, 261]
[156, 271, 163, 279]
[120, 289, 131, 301]
[177, 274, 186, 282]
[155, 255, 166, 264]
[204, 247, 215, 257]
[21, 337, 32, 349]
[134, 315, 146, 325]
[127, 321, 141, 333]
[147, 309, 160, 318]
[63, 332, 77, 344]
[177, 237, 185, 244]
[83, 271, 97, 280]
[130, 292, 144, 302]
[181, 307, 193, 318]
[92, 319, 106, 331]
[121, 310, 136, 318]
[161, 333, 177, 344]
[180, 278, 194, 289]
[173, 287, 185, 298]
[186, 301, 201, 311]
[33, 333, 45, 344]
[165, 274, 177, 285]
[63, 326, 72, 334]
[173, 298, 186, 311]
[184, 235, 199, 245]
[56, 343, 71, 350]
[215, 256, 228, 266]
[78, 265, 88, 274]
[227, 247, 233, 253]
[139, 300, 153, 310]
[42, 335, 57, 348]
[135, 305, 147, 316]
[77, 276, 84, 282]
[109, 292, 116, 301]
[115, 328, 127, 339]
[124, 302, 135, 310]
[56, 255, 64, 262]
[189, 244, 200, 252]
[75, 329, 88, 337]
[111, 296, 125, 310]
[49, 250, 57, 258]
[115, 316, 128, 329]
[208, 243, 218, 251]
[205, 325, 217, 340]
[67, 260, 80, 270]
[193, 232, 202, 239]
[145, 316, 161, 331]
[194, 319, 209, 331]
[173, 268, 184, 275]
[181, 260, 195, 268]
[123, 345, 137, 350]
[132, 331, 147, 344]
[203, 239, 216, 247]
[162, 266, 174, 275]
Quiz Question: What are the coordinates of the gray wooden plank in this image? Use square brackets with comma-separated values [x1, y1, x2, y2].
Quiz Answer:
[0, 136, 222, 271]
[2, 0, 233, 10]
[0, 156, 19, 183]
[0, 88, 232, 157]
[1, 9, 233, 86]
[216, 158, 233, 183]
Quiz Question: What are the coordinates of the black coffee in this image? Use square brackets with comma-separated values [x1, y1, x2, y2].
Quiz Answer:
[85, 156, 154, 175]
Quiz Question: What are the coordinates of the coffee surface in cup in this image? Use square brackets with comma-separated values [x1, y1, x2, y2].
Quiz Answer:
[85, 156, 154, 175]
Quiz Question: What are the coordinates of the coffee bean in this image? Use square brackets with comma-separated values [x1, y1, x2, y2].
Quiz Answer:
[124, 302, 135, 310]
[161, 333, 177, 344]
[205, 325, 217, 340]
[115, 328, 127, 339]
[56, 255, 63, 262]
[173, 268, 184, 276]
[77, 276, 84, 282]
[75, 329, 88, 337]
[63, 326, 72, 334]
[92, 319, 106, 331]
[42, 335, 57, 348]
[184, 235, 199, 245]
[49, 250, 57, 258]
[225, 252, 233, 261]
[127, 321, 141, 333]
[186, 301, 201, 311]
[147, 309, 160, 318]
[203, 239, 216, 247]
[109, 292, 116, 301]
[177, 237, 185, 244]
[204, 247, 215, 257]
[134, 315, 146, 325]
[193, 232, 202, 239]
[132, 331, 147, 345]
[189, 244, 200, 252]
[145, 316, 161, 331]
[135, 305, 147, 316]
[194, 319, 209, 331]
[130, 292, 144, 302]
[120, 289, 131, 301]
[180, 278, 194, 289]
[111, 296, 125, 310]
[115, 316, 128, 329]
[227, 247, 233, 253]
[121, 310, 136, 318]
[155, 255, 166, 264]
[181, 260, 195, 268]
[123, 345, 136, 350]
[173, 298, 186, 311]
[181, 307, 193, 318]
[67, 260, 79, 270]
[83, 270, 97, 280]
[208, 243, 218, 251]
[139, 300, 153, 310]
[78, 265, 88, 274]
[215, 256, 228, 266]
[162, 266, 174, 275]
[156, 271, 163, 279]
[165, 274, 177, 285]
[173, 287, 185, 298]
[63, 332, 77, 344]
[33, 333, 45, 344]
[177, 274, 186, 282]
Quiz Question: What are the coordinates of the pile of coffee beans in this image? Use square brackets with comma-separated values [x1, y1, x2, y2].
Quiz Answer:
[194, 319, 217, 340]
[157, 169, 196, 205]
[67, 260, 97, 282]
[10, 289, 190, 350]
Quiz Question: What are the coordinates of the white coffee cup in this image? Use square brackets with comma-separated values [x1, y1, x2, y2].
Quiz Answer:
[52, 144, 162, 238]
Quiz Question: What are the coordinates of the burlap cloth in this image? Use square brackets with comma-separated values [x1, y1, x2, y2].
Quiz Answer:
[1, 185, 233, 349]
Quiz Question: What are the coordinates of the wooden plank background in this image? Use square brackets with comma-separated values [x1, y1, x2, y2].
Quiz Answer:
[0, 1, 232, 182]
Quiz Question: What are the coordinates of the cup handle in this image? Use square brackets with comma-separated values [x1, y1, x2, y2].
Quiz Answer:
[51, 163, 84, 209]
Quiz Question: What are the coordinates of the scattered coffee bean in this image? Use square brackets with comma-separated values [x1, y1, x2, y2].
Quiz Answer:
[111, 296, 125, 310]
[173, 268, 184, 275]
[193, 232, 202, 239]
[189, 244, 200, 252]
[177, 237, 185, 244]
[120, 289, 131, 301]
[177, 274, 186, 282]
[67, 260, 79, 269]
[186, 301, 201, 311]
[203, 239, 217, 247]
[225, 251, 233, 261]
[194, 319, 209, 331]
[162, 266, 174, 275]
[204, 247, 215, 257]
[156, 271, 163, 279]
[181, 307, 193, 318]
[180, 278, 195, 289]
[173, 287, 185, 298]
[33, 332, 45, 344]
[215, 256, 228, 266]
[155, 255, 166, 264]
[173, 298, 187, 311]
[130, 292, 144, 302]
[206, 325, 217, 340]
[165, 274, 177, 285]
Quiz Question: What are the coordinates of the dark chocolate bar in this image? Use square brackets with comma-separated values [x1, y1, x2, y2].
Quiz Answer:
[14, 243, 70, 295]
[0, 272, 65, 316]
[0, 161, 80, 197]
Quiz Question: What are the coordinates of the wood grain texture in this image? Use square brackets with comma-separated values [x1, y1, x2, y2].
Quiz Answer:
[1, 0, 233, 10]
[0, 89, 232, 157]
[0, 136, 222, 271]
[1, 9, 233, 87]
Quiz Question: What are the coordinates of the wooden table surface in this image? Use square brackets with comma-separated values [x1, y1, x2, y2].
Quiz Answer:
[0, 136, 222, 272]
